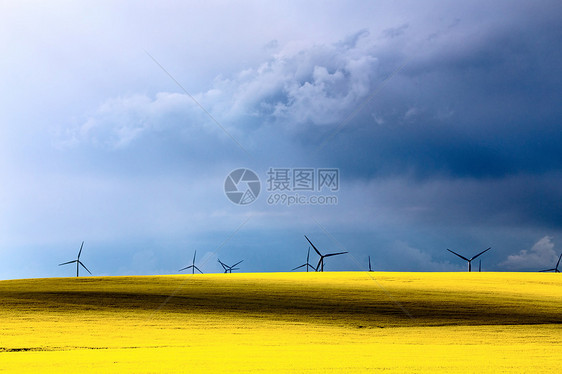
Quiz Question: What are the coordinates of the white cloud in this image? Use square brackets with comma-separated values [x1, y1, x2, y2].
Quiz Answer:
[61, 92, 217, 148]
[63, 31, 383, 148]
[500, 236, 559, 270]
[220, 38, 379, 127]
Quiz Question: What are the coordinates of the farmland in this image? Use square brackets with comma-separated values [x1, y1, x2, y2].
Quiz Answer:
[1, 272, 561, 373]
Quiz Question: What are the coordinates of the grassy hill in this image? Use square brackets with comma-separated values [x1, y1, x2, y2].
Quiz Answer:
[1, 272, 561, 372]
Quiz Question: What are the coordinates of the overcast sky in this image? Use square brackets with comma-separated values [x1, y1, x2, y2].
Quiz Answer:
[1, 1, 561, 279]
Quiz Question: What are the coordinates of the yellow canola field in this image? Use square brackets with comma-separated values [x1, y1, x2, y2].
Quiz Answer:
[0, 272, 561, 373]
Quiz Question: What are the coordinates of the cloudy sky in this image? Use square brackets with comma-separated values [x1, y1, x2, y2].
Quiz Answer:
[1, 1, 561, 279]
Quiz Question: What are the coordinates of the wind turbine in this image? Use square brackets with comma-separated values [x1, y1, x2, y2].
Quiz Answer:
[58, 241, 92, 277]
[368, 256, 373, 272]
[304, 235, 348, 272]
[446, 247, 491, 272]
[292, 247, 316, 272]
[540, 252, 562, 273]
[218, 259, 243, 273]
[179, 250, 203, 274]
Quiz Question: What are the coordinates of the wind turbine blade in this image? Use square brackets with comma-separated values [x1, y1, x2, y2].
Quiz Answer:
[217, 259, 228, 270]
[555, 253, 562, 269]
[470, 247, 491, 261]
[539, 268, 556, 272]
[446, 249, 470, 262]
[193, 250, 197, 265]
[79, 261, 92, 275]
[194, 266, 203, 274]
[77, 241, 84, 260]
[324, 251, 348, 258]
[59, 260, 77, 266]
[179, 265, 193, 271]
[232, 260, 244, 268]
[292, 264, 306, 271]
[305, 235, 322, 256]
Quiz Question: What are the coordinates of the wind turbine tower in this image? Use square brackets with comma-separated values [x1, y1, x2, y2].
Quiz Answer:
[218, 259, 243, 273]
[292, 247, 316, 272]
[446, 247, 491, 272]
[58, 241, 92, 277]
[179, 250, 203, 274]
[540, 253, 562, 273]
[304, 235, 348, 272]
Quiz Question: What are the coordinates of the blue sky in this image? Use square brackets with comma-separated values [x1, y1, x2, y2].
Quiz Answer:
[1, 1, 561, 279]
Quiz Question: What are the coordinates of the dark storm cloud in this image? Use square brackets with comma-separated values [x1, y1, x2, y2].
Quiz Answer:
[314, 15, 562, 180]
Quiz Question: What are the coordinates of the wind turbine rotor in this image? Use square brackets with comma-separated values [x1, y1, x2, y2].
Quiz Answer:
[447, 248, 491, 272]
[470, 247, 491, 261]
[59, 241, 91, 277]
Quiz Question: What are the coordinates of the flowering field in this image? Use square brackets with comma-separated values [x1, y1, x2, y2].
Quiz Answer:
[1, 272, 561, 372]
